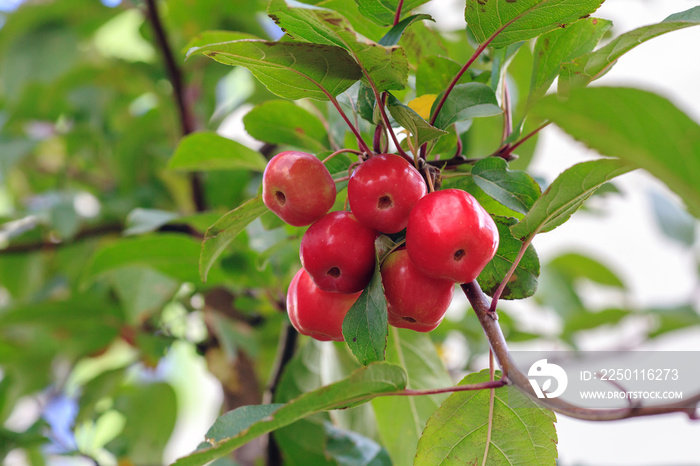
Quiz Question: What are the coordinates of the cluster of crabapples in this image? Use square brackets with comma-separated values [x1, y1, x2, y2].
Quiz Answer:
[262, 150, 499, 341]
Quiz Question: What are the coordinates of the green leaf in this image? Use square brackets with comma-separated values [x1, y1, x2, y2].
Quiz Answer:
[325, 422, 392, 466]
[478, 216, 540, 300]
[206, 404, 284, 443]
[378, 14, 432, 47]
[532, 87, 700, 218]
[184, 30, 260, 58]
[416, 55, 475, 96]
[84, 234, 207, 285]
[563, 308, 630, 335]
[548, 252, 625, 289]
[386, 94, 448, 148]
[472, 157, 541, 214]
[465, 0, 603, 49]
[559, 6, 700, 91]
[243, 100, 329, 151]
[191, 39, 362, 100]
[111, 266, 179, 323]
[431, 83, 501, 130]
[172, 363, 406, 466]
[124, 209, 180, 236]
[200, 196, 269, 282]
[649, 190, 696, 247]
[107, 383, 178, 465]
[415, 370, 558, 465]
[342, 263, 388, 366]
[510, 159, 633, 240]
[441, 174, 524, 220]
[372, 328, 452, 466]
[646, 305, 700, 339]
[356, 0, 431, 26]
[530, 17, 611, 100]
[268, 0, 409, 92]
[168, 132, 267, 172]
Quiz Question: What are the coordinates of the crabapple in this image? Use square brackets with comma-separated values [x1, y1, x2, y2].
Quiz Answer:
[381, 249, 454, 332]
[262, 150, 335, 226]
[300, 211, 376, 294]
[406, 189, 499, 283]
[286, 268, 361, 341]
[348, 153, 427, 233]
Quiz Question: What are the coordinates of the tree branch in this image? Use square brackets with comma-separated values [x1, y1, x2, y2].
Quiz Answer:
[462, 281, 700, 421]
[0, 223, 123, 254]
[144, 0, 206, 212]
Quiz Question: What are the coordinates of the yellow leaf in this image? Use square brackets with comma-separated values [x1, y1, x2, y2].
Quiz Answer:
[408, 94, 437, 120]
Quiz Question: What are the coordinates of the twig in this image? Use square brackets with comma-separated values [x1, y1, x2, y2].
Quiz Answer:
[144, 0, 206, 212]
[264, 321, 298, 466]
[462, 281, 700, 421]
[322, 148, 364, 164]
[0, 223, 123, 254]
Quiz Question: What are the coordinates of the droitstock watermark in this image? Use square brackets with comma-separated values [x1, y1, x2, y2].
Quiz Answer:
[509, 352, 700, 409]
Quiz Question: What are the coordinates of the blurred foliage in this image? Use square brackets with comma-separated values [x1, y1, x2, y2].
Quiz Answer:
[0, 0, 699, 465]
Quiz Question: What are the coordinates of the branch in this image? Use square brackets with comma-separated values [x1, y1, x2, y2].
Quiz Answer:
[263, 321, 298, 466]
[144, 0, 206, 212]
[0, 222, 203, 255]
[0, 223, 123, 254]
[462, 281, 700, 421]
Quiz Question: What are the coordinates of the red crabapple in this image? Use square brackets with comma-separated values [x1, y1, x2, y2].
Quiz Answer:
[348, 154, 427, 233]
[287, 268, 361, 341]
[381, 249, 454, 332]
[300, 211, 376, 294]
[406, 189, 499, 283]
[262, 150, 335, 226]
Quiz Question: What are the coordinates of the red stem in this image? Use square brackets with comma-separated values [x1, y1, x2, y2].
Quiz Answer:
[393, 0, 405, 26]
[501, 80, 512, 143]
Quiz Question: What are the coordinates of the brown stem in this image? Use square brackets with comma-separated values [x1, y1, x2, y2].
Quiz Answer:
[1, 223, 123, 254]
[144, 0, 206, 212]
[462, 281, 700, 421]
[0, 222, 205, 255]
[264, 321, 298, 466]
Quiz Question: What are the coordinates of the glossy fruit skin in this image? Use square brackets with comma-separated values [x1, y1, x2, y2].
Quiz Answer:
[300, 211, 376, 293]
[381, 249, 454, 332]
[348, 154, 427, 233]
[262, 150, 336, 226]
[287, 268, 361, 341]
[406, 189, 499, 283]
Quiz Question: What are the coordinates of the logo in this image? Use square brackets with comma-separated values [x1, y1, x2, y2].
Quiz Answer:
[528, 359, 568, 399]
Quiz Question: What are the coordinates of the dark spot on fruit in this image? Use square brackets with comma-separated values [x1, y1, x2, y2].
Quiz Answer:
[275, 191, 286, 206]
[377, 195, 393, 209]
[328, 267, 341, 278]
[454, 249, 465, 261]
[402, 317, 417, 323]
